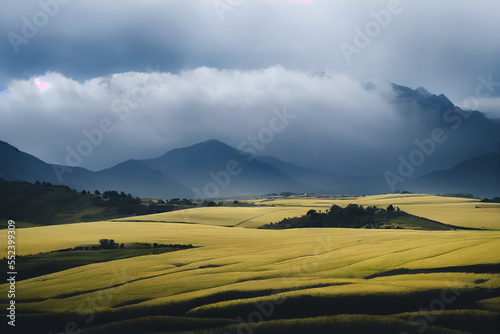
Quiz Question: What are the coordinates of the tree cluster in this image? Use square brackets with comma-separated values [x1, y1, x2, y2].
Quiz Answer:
[480, 197, 500, 203]
[202, 200, 223, 207]
[260, 204, 403, 229]
[91, 190, 180, 215]
[99, 239, 123, 249]
[169, 198, 196, 206]
[152, 243, 194, 249]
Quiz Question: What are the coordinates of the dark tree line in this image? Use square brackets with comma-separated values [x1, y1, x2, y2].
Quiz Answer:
[91, 190, 182, 215]
[261, 204, 403, 229]
[480, 197, 500, 203]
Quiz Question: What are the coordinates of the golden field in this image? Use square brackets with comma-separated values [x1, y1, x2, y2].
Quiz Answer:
[1, 194, 499, 333]
[3, 223, 500, 308]
[243, 194, 500, 230]
[113, 206, 327, 228]
[114, 194, 500, 230]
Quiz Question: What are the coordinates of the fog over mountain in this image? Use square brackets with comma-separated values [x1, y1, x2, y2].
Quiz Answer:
[1, 108, 499, 199]
[0, 1, 499, 198]
[1, 70, 499, 179]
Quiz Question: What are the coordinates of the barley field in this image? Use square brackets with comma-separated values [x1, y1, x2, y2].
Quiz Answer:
[245, 194, 500, 230]
[119, 194, 500, 230]
[1, 194, 499, 333]
[113, 206, 327, 228]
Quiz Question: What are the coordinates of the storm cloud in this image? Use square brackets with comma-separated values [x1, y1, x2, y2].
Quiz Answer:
[0, 0, 499, 174]
[0, 67, 403, 172]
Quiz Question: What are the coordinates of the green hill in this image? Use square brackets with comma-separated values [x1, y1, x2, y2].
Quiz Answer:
[259, 203, 477, 230]
[0, 178, 118, 227]
[0, 178, 183, 228]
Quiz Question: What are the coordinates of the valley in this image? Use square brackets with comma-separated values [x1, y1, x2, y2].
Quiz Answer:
[1, 194, 499, 333]
[2, 2, 499, 333]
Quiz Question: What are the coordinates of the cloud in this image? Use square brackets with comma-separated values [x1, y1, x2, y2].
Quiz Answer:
[0, 0, 499, 178]
[464, 97, 500, 119]
[0, 67, 405, 173]
[1, 0, 499, 102]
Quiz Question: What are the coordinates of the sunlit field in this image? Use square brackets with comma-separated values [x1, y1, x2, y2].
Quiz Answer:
[111, 194, 500, 230]
[242, 194, 500, 230]
[113, 206, 327, 228]
[1, 212, 499, 333]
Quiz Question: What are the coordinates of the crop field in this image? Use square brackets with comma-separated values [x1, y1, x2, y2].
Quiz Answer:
[1, 210, 500, 333]
[111, 194, 500, 230]
[113, 206, 327, 228]
[244, 194, 500, 230]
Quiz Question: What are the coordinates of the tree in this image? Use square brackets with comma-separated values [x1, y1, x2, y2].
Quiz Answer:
[95, 190, 101, 195]
[99, 239, 116, 249]
[99, 239, 109, 248]
[387, 204, 395, 212]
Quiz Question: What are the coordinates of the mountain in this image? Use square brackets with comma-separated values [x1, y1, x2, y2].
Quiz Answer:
[408, 152, 500, 198]
[0, 140, 189, 198]
[0, 140, 62, 183]
[93, 160, 192, 198]
[3, 79, 500, 200]
[141, 139, 307, 198]
[257, 155, 336, 192]
[387, 84, 500, 177]
[0, 139, 308, 198]
[257, 156, 390, 195]
[0, 141, 96, 186]
[1, 138, 498, 199]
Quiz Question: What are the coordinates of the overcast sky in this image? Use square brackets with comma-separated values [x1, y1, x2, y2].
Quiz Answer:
[0, 0, 499, 172]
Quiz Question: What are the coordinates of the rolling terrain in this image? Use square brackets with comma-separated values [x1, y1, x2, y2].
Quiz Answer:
[0, 178, 191, 228]
[1, 194, 499, 333]
[1, 222, 499, 333]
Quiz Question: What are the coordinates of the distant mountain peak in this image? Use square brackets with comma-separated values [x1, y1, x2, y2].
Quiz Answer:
[0, 140, 21, 153]
[191, 139, 230, 148]
[390, 83, 455, 111]
[415, 86, 431, 97]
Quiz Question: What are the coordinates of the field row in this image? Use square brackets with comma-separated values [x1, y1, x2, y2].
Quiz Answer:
[115, 194, 500, 229]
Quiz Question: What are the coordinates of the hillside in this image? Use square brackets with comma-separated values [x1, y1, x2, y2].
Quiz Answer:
[142, 139, 308, 197]
[259, 203, 473, 231]
[408, 152, 500, 198]
[1, 221, 498, 334]
[0, 178, 110, 227]
[0, 178, 187, 228]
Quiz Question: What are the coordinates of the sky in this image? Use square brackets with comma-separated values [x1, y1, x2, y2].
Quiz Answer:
[0, 0, 499, 173]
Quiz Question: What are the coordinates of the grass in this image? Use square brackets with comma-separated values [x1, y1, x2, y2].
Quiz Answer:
[246, 194, 500, 229]
[0, 179, 118, 227]
[0, 243, 187, 281]
[116, 194, 500, 230]
[0, 194, 499, 333]
[113, 206, 325, 228]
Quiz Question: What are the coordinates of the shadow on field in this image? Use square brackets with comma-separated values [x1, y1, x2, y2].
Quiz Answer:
[364, 263, 500, 279]
[12, 287, 500, 334]
[186, 287, 500, 320]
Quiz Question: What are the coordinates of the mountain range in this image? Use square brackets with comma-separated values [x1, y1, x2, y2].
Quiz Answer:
[1, 137, 499, 199]
[1, 84, 499, 198]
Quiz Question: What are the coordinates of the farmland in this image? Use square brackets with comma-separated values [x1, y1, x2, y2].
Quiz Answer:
[243, 194, 500, 230]
[115, 194, 500, 230]
[114, 206, 329, 228]
[0, 194, 499, 333]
